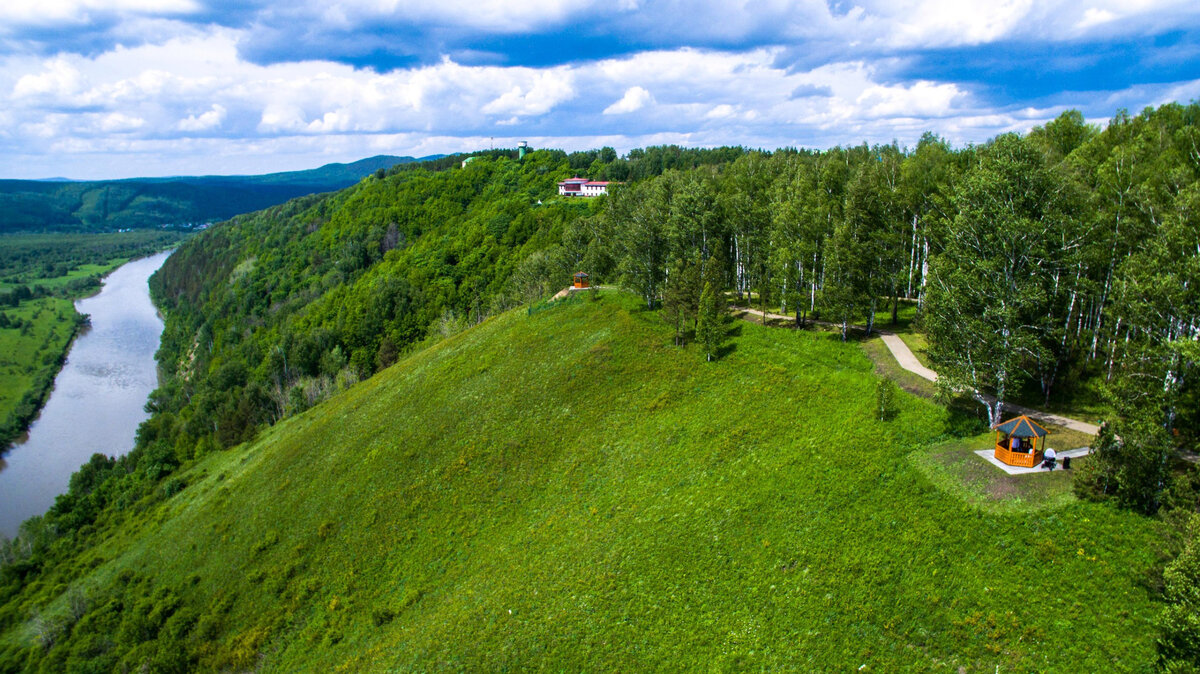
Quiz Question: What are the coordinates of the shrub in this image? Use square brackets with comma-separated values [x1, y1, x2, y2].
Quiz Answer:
[876, 378, 897, 421]
[1158, 514, 1200, 671]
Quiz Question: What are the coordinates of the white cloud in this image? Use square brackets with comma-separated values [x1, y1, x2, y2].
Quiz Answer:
[98, 112, 145, 132]
[258, 103, 306, 133]
[306, 110, 352, 133]
[0, 0, 199, 26]
[705, 104, 735, 119]
[13, 57, 84, 99]
[178, 103, 226, 131]
[0, 15, 1197, 179]
[856, 80, 962, 118]
[604, 86, 653, 114]
[1077, 8, 1117, 29]
[866, 0, 1035, 48]
[480, 70, 576, 117]
[331, 0, 582, 32]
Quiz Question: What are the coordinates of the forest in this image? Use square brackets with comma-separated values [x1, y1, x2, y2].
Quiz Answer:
[0, 103, 1197, 670]
[0, 155, 419, 234]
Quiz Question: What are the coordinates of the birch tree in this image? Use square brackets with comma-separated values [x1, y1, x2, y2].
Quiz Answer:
[925, 134, 1061, 426]
[608, 180, 669, 309]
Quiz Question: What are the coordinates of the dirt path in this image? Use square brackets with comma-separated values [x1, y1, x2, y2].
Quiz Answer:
[732, 305, 1101, 436]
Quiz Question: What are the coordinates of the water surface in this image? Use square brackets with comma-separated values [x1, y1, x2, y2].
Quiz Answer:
[0, 250, 171, 537]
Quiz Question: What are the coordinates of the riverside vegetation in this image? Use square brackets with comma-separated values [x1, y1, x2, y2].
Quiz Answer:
[0, 231, 181, 448]
[0, 104, 1197, 670]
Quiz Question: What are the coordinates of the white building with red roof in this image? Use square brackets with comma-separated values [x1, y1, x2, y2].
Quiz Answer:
[558, 177, 612, 197]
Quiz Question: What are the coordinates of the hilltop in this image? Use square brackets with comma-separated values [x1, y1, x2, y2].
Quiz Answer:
[2, 110, 1198, 670]
[0, 292, 1164, 670]
[0, 155, 433, 233]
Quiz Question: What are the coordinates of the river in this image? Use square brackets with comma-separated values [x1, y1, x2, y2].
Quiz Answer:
[0, 250, 172, 538]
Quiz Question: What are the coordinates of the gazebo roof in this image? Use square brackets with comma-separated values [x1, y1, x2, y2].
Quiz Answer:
[993, 414, 1048, 438]
[574, 271, 589, 277]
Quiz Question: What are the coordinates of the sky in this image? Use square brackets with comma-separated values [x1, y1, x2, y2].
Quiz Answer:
[1, 1, 1199, 179]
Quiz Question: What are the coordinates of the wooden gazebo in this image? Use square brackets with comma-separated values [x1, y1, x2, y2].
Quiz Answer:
[992, 415, 1048, 468]
[573, 271, 590, 289]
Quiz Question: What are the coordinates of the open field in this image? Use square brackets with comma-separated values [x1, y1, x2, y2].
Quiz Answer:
[0, 297, 78, 441]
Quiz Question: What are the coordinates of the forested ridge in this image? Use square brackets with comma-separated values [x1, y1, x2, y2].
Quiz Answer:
[0, 155, 420, 234]
[0, 104, 1197, 671]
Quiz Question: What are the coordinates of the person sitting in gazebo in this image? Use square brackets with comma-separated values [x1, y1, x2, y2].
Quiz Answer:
[993, 414, 1049, 468]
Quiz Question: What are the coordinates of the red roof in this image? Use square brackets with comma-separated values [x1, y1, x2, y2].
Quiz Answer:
[584, 181, 610, 186]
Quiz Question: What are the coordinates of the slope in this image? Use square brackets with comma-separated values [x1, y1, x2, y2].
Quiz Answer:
[0, 292, 1165, 671]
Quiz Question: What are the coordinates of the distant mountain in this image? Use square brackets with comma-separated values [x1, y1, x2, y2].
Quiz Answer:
[0, 155, 440, 233]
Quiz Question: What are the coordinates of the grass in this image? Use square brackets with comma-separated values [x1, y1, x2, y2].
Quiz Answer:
[896, 330, 933, 368]
[0, 297, 79, 441]
[3, 292, 1168, 671]
[745, 294, 1114, 428]
[910, 424, 1096, 515]
[0, 232, 174, 446]
[0, 262, 125, 293]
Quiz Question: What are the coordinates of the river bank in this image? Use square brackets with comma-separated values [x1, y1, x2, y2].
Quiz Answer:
[0, 250, 173, 537]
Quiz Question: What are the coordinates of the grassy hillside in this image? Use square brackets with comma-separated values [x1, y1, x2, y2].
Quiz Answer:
[0, 292, 1165, 671]
[144, 151, 592, 455]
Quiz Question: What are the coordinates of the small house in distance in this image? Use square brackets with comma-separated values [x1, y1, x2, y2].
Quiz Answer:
[992, 414, 1048, 468]
[572, 272, 590, 289]
[558, 177, 611, 197]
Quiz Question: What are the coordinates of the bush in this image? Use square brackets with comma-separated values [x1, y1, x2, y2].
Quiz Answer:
[876, 378, 897, 421]
[1158, 514, 1200, 671]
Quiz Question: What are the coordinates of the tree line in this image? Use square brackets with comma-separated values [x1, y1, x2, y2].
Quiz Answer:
[545, 107, 1198, 521]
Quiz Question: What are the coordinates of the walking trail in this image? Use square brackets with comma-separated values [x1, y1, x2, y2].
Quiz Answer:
[731, 305, 1101, 436]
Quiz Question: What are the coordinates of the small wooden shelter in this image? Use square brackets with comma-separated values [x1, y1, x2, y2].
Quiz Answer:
[992, 414, 1048, 468]
[573, 271, 590, 289]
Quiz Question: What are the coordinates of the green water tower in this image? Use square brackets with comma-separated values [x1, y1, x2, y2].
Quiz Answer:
[518, 141, 528, 160]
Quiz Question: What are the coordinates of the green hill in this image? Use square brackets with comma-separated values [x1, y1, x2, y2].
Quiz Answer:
[0, 292, 1163, 671]
[0, 155, 431, 233]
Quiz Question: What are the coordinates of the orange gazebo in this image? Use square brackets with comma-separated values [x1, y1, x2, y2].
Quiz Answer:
[992, 414, 1049, 468]
[573, 271, 590, 289]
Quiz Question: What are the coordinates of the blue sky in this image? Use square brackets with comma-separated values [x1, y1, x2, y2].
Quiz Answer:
[1, 0, 1199, 179]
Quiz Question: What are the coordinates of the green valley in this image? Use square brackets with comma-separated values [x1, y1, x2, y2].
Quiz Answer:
[0, 156, 426, 234]
[0, 231, 182, 448]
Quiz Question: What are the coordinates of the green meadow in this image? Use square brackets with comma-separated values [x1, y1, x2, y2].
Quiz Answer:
[0, 297, 77, 434]
[3, 292, 1165, 671]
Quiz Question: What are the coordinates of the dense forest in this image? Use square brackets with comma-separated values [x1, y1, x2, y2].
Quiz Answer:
[0, 104, 1197, 670]
[0, 155, 422, 234]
